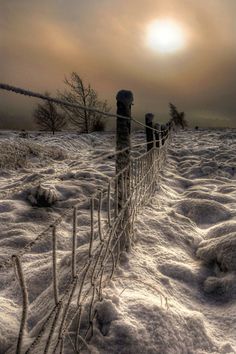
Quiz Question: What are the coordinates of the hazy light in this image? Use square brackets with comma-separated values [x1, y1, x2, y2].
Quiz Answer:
[146, 19, 186, 54]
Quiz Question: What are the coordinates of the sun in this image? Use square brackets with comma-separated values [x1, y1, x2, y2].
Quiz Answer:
[146, 19, 186, 54]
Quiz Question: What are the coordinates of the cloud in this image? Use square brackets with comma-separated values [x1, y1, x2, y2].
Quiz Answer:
[0, 0, 235, 129]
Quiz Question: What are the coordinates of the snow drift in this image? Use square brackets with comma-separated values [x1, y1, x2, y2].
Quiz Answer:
[0, 129, 236, 353]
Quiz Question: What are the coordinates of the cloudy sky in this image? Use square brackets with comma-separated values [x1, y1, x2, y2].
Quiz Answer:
[0, 0, 236, 129]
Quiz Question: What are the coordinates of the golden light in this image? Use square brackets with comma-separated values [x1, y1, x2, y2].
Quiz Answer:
[146, 19, 186, 54]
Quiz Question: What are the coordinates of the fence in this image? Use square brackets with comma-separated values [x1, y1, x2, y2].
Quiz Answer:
[0, 84, 172, 354]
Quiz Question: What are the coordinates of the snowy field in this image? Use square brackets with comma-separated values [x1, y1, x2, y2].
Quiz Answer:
[0, 129, 236, 353]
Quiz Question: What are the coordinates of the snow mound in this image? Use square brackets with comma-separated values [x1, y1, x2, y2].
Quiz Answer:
[92, 300, 218, 354]
[0, 201, 15, 213]
[28, 184, 59, 206]
[0, 140, 29, 169]
[184, 191, 234, 204]
[176, 199, 231, 226]
[203, 272, 236, 296]
[207, 221, 236, 239]
[0, 297, 20, 353]
[197, 233, 236, 272]
[0, 139, 68, 169]
[197, 231, 236, 296]
[1, 129, 236, 353]
[159, 261, 202, 285]
[95, 299, 120, 336]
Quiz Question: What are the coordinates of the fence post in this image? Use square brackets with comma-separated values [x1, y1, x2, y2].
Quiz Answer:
[154, 123, 160, 148]
[161, 124, 166, 146]
[52, 226, 59, 305]
[145, 113, 154, 151]
[72, 206, 77, 279]
[12, 255, 28, 354]
[116, 90, 133, 251]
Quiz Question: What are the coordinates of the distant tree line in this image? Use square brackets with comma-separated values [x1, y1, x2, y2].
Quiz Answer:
[34, 72, 111, 134]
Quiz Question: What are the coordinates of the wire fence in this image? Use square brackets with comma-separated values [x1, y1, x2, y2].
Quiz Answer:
[0, 83, 172, 353]
[0, 83, 170, 134]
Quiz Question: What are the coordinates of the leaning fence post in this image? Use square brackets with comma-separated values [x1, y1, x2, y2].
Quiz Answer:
[145, 113, 154, 151]
[72, 206, 77, 279]
[52, 226, 59, 305]
[116, 90, 133, 251]
[12, 255, 28, 354]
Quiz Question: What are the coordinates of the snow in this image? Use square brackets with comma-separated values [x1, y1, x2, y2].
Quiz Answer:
[176, 198, 232, 226]
[0, 297, 20, 354]
[28, 184, 59, 206]
[0, 129, 236, 353]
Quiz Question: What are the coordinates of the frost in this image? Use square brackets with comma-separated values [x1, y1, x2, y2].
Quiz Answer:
[0, 298, 21, 353]
[28, 184, 59, 206]
[0, 138, 68, 170]
[176, 199, 231, 226]
[1, 129, 236, 353]
[203, 273, 236, 295]
[96, 299, 119, 335]
[197, 233, 236, 271]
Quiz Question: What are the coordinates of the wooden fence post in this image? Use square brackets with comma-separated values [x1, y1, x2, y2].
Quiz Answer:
[154, 123, 160, 148]
[116, 90, 133, 207]
[72, 206, 77, 279]
[145, 113, 154, 151]
[12, 255, 28, 354]
[116, 90, 133, 251]
[161, 124, 166, 146]
[52, 226, 59, 305]
[168, 121, 172, 138]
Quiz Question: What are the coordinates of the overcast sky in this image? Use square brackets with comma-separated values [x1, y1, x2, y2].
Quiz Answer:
[0, 0, 236, 129]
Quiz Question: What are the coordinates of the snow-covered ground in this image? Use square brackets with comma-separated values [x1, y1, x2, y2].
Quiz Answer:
[0, 129, 236, 353]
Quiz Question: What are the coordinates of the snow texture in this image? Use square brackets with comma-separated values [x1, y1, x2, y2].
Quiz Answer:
[0, 129, 236, 353]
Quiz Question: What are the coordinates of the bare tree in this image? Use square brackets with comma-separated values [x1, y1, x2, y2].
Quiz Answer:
[34, 93, 67, 134]
[58, 72, 110, 133]
[169, 103, 188, 129]
[92, 100, 110, 131]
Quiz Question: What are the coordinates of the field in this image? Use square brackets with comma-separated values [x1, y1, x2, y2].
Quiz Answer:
[0, 129, 236, 353]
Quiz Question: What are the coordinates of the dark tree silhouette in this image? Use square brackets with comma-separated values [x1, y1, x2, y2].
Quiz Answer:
[169, 103, 188, 129]
[58, 72, 110, 133]
[34, 94, 67, 134]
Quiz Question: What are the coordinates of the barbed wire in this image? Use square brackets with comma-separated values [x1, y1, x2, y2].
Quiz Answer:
[132, 139, 167, 149]
[132, 117, 170, 133]
[0, 83, 171, 134]
[0, 83, 129, 121]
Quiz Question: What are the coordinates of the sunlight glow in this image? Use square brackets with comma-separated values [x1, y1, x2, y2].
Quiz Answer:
[146, 19, 186, 54]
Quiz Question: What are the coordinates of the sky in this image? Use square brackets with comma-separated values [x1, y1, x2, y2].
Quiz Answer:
[0, 0, 236, 129]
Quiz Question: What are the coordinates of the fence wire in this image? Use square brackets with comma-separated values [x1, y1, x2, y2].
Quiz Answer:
[0, 82, 171, 353]
[4, 136, 170, 354]
[0, 83, 170, 134]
